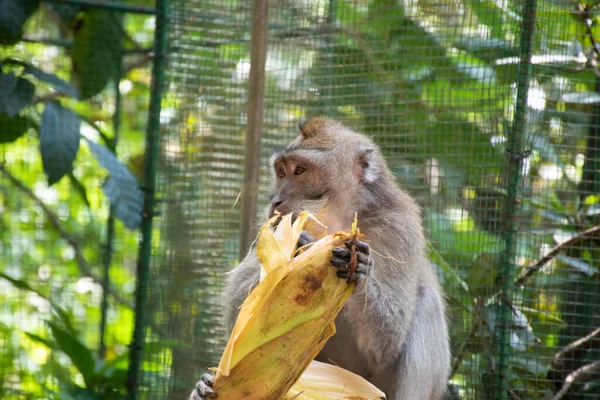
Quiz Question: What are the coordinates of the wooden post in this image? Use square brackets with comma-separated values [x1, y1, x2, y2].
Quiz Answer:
[239, 0, 269, 259]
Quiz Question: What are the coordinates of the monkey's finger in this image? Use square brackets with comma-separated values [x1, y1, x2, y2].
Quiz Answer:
[201, 372, 215, 386]
[195, 374, 217, 399]
[332, 247, 351, 262]
[189, 389, 202, 400]
[336, 269, 366, 282]
[356, 251, 371, 267]
[345, 240, 370, 255]
[331, 256, 349, 268]
[198, 384, 216, 398]
[297, 231, 316, 248]
[190, 388, 213, 400]
[336, 270, 349, 279]
[334, 247, 371, 267]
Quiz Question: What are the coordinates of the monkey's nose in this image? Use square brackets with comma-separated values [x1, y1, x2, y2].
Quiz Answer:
[271, 200, 283, 209]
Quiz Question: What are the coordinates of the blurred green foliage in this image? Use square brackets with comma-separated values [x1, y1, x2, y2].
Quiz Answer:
[0, 1, 152, 398]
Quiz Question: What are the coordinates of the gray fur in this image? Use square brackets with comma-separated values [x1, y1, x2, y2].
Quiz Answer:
[218, 118, 451, 400]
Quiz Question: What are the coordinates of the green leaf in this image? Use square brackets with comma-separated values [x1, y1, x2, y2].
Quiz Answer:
[423, 79, 506, 108]
[481, 303, 499, 332]
[100, 352, 129, 373]
[0, 72, 35, 117]
[467, 253, 500, 298]
[0, 113, 28, 143]
[518, 306, 566, 326]
[509, 356, 549, 377]
[481, 303, 537, 351]
[466, 0, 520, 41]
[335, 1, 366, 25]
[86, 139, 142, 229]
[561, 92, 600, 104]
[0, 0, 40, 45]
[557, 255, 599, 276]
[72, 11, 122, 99]
[102, 177, 143, 229]
[421, 113, 504, 182]
[0, 271, 44, 297]
[453, 37, 518, 62]
[40, 102, 81, 185]
[97, 353, 128, 387]
[68, 172, 91, 208]
[64, 387, 101, 400]
[536, 210, 568, 224]
[51, 305, 78, 336]
[47, 321, 96, 387]
[23, 65, 79, 98]
[427, 242, 469, 293]
[510, 308, 537, 351]
[25, 332, 57, 350]
[0, 273, 77, 334]
[481, 303, 536, 351]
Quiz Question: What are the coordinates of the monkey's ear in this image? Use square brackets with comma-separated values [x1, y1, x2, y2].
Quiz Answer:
[355, 147, 380, 183]
[268, 152, 280, 171]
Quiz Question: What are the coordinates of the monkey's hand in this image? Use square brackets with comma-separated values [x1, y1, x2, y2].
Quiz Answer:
[296, 231, 316, 252]
[331, 240, 372, 283]
[189, 372, 216, 400]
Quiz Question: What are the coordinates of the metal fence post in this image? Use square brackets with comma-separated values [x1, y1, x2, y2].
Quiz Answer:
[495, 0, 537, 398]
[125, 0, 167, 398]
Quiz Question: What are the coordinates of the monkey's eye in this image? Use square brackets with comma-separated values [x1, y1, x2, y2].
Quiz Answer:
[278, 167, 286, 178]
[294, 166, 306, 175]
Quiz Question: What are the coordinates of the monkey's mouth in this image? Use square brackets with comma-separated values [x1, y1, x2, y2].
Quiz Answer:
[268, 206, 298, 223]
[267, 205, 278, 219]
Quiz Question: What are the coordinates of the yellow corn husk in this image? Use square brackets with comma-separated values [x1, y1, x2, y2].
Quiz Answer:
[211, 212, 384, 400]
[285, 360, 386, 400]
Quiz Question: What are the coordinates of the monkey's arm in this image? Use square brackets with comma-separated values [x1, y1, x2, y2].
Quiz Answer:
[223, 250, 262, 332]
[336, 222, 423, 373]
[345, 249, 450, 400]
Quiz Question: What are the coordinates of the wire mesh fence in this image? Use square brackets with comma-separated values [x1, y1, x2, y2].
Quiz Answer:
[155, 0, 600, 399]
[1, 0, 600, 399]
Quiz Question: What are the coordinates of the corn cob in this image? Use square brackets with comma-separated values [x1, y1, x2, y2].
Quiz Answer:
[211, 212, 384, 400]
[286, 360, 385, 400]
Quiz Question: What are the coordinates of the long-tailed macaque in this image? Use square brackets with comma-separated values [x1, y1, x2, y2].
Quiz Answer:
[190, 117, 451, 400]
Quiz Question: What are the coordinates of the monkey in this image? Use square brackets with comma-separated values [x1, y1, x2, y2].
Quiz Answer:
[190, 117, 451, 400]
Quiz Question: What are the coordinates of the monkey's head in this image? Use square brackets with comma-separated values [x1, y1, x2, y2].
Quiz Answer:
[267, 117, 393, 232]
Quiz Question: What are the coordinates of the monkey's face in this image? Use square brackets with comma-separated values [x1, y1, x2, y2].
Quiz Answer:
[267, 149, 334, 220]
[266, 117, 384, 232]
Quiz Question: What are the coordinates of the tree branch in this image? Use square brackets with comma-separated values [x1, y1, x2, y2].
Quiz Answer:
[579, 4, 600, 57]
[508, 388, 522, 400]
[553, 361, 600, 400]
[0, 162, 94, 277]
[553, 327, 600, 368]
[122, 52, 154, 75]
[515, 225, 600, 287]
[32, 92, 67, 105]
[450, 305, 482, 379]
